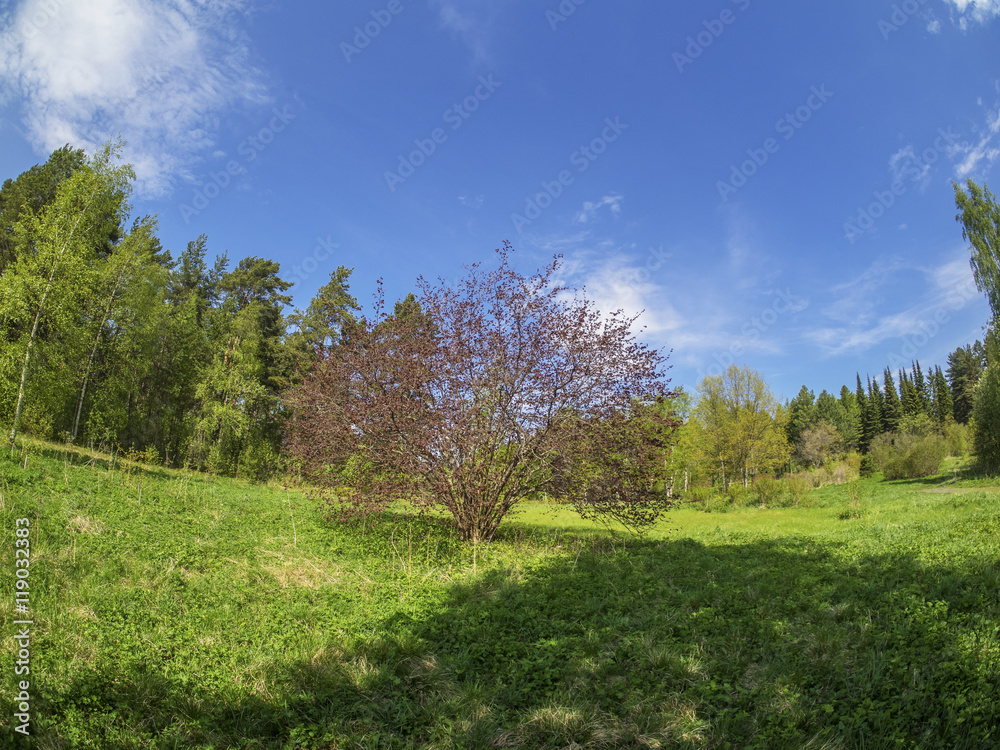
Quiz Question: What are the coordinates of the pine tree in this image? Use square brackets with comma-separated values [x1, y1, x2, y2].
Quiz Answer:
[866, 375, 884, 444]
[856, 374, 872, 453]
[947, 344, 983, 424]
[882, 367, 903, 433]
[931, 365, 954, 425]
[913, 360, 931, 414]
[900, 368, 922, 417]
[839, 384, 859, 450]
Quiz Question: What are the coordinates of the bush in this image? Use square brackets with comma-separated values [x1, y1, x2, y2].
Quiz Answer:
[943, 421, 969, 458]
[752, 475, 783, 507]
[684, 486, 716, 505]
[870, 432, 947, 480]
[783, 475, 811, 506]
[859, 454, 878, 478]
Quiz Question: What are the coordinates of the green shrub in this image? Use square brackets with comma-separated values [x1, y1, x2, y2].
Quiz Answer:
[859, 454, 878, 478]
[752, 475, 783, 507]
[870, 432, 947, 480]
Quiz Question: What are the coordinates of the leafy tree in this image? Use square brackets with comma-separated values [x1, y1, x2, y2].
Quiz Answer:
[287, 243, 677, 542]
[190, 256, 292, 479]
[283, 265, 359, 386]
[0, 145, 88, 275]
[797, 420, 841, 468]
[954, 179, 1000, 324]
[1, 142, 133, 443]
[695, 365, 789, 489]
[971, 362, 1000, 470]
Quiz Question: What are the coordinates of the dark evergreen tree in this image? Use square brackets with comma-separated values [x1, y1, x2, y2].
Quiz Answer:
[856, 374, 872, 453]
[913, 360, 931, 414]
[786, 385, 816, 448]
[931, 365, 953, 425]
[882, 367, 903, 434]
[947, 344, 983, 424]
[866, 375, 884, 444]
[839, 384, 859, 451]
[900, 368, 922, 417]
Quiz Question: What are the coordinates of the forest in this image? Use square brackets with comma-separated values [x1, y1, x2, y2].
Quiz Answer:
[2, 143, 999, 510]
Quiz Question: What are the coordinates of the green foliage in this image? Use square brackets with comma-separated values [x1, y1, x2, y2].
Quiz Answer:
[859, 454, 878, 478]
[870, 432, 948, 480]
[954, 178, 1000, 324]
[971, 362, 1000, 470]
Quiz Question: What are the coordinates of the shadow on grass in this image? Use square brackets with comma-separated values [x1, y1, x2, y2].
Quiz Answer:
[14, 529, 1000, 750]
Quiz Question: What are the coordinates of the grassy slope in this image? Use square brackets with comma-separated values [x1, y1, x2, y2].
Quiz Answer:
[2, 440, 999, 749]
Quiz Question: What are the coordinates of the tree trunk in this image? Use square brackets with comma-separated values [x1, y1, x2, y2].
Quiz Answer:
[72, 271, 127, 442]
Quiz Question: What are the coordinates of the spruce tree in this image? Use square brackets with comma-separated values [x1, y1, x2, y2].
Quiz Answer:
[866, 375, 885, 444]
[932, 365, 954, 425]
[947, 344, 983, 424]
[882, 367, 903, 433]
[913, 360, 931, 414]
[856, 374, 872, 453]
[900, 368, 922, 417]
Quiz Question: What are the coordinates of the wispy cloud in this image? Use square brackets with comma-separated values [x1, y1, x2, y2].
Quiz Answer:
[430, 0, 509, 65]
[806, 251, 981, 356]
[574, 194, 623, 224]
[942, 0, 1000, 28]
[0, 0, 268, 196]
[951, 99, 1000, 178]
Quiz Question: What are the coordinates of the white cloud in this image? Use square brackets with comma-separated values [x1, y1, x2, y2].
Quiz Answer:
[0, 0, 267, 196]
[942, 0, 1000, 28]
[927, 18, 942, 32]
[574, 194, 623, 224]
[806, 251, 982, 357]
[430, 0, 511, 65]
[458, 194, 484, 208]
[951, 101, 1000, 178]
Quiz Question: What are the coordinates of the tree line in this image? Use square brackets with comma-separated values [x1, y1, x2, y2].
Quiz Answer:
[2, 142, 999, 538]
[0, 143, 360, 480]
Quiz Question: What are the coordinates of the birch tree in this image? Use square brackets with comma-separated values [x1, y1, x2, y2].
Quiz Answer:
[1, 142, 133, 443]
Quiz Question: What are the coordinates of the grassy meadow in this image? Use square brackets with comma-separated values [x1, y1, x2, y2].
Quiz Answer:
[2, 439, 999, 749]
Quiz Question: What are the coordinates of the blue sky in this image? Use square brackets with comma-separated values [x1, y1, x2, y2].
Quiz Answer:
[1, 0, 998, 402]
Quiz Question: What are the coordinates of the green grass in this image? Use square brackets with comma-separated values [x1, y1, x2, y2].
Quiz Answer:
[2, 440, 999, 749]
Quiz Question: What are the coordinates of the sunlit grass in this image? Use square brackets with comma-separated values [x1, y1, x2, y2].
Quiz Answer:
[1, 438, 998, 748]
